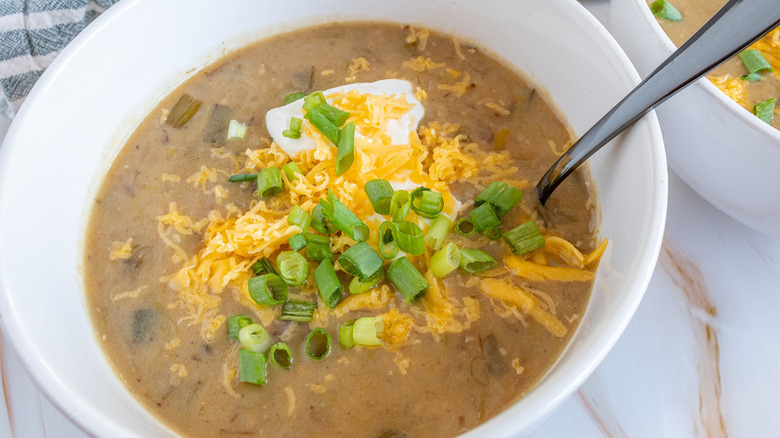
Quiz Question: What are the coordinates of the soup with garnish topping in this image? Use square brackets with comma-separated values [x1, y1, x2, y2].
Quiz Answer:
[84, 22, 605, 438]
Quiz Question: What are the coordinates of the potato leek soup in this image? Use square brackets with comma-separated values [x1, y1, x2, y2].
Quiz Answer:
[84, 22, 605, 438]
[648, 0, 780, 128]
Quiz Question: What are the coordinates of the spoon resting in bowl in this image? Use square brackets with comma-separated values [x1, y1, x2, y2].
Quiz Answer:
[537, 0, 780, 204]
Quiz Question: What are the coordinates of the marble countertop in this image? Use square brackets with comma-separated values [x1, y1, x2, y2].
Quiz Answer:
[2, 1, 779, 437]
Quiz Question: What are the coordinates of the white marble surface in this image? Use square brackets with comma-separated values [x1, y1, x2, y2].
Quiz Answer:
[2, 1, 780, 437]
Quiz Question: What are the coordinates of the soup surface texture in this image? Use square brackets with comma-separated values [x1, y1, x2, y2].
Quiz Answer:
[84, 22, 602, 438]
[648, 0, 780, 128]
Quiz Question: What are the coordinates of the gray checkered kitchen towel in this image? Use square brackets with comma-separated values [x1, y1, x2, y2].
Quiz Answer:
[0, 0, 119, 118]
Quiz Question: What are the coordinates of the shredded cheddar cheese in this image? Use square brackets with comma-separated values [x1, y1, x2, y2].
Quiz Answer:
[108, 237, 134, 261]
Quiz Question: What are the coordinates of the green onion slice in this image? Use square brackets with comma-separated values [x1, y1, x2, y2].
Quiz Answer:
[430, 242, 461, 278]
[284, 91, 305, 104]
[226, 119, 247, 140]
[305, 327, 331, 360]
[348, 269, 385, 295]
[315, 259, 344, 308]
[741, 72, 762, 82]
[227, 315, 253, 340]
[287, 205, 311, 232]
[474, 181, 523, 216]
[166, 94, 202, 128]
[283, 117, 303, 139]
[469, 202, 503, 234]
[238, 323, 272, 353]
[256, 166, 284, 198]
[304, 232, 332, 261]
[319, 189, 369, 242]
[238, 349, 267, 385]
[335, 121, 356, 176]
[650, 0, 682, 21]
[484, 227, 503, 240]
[268, 342, 293, 369]
[251, 257, 278, 275]
[311, 204, 338, 235]
[754, 97, 776, 125]
[288, 233, 306, 251]
[387, 256, 430, 303]
[459, 248, 499, 274]
[364, 179, 394, 215]
[390, 190, 412, 222]
[338, 241, 383, 280]
[339, 321, 355, 349]
[276, 251, 310, 286]
[306, 106, 341, 144]
[248, 273, 289, 306]
[378, 221, 399, 259]
[228, 173, 259, 183]
[503, 221, 546, 255]
[739, 49, 773, 75]
[353, 316, 383, 347]
[410, 187, 444, 219]
[314, 102, 350, 126]
[282, 161, 303, 182]
[395, 221, 425, 256]
[280, 299, 317, 322]
[424, 215, 452, 251]
[302, 91, 326, 110]
[455, 217, 476, 236]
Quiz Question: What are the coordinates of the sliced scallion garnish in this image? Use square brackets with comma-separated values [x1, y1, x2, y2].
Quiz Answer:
[378, 221, 399, 259]
[280, 299, 317, 322]
[305, 327, 331, 360]
[424, 215, 452, 251]
[276, 251, 310, 286]
[410, 187, 444, 218]
[306, 106, 341, 144]
[319, 189, 369, 242]
[268, 342, 293, 369]
[248, 273, 289, 306]
[314, 102, 350, 126]
[282, 161, 303, 182]
[348, 269, 385, 294]
[364, 179, 394, 215]
[226, 119, 247, 140]
[339, 321, 355, 349]
[455, 217, 476, 236]
[287, 205, 311, 232]
[395, 221, 425, 256]
[315, 259, 343, 308]
[227, 315, 253, 340]
[458, 248, 498, 274]
[474, 181, 523, 216]
[311, 204, 338, 235]
[335, 121, 355, 176]
[256, 166, 284, 198]
[430, 242, 461, 278]
[503, 221, 546, 255]
[251, 257, 278, 275]
[238, 323, 272, 353]
[288, 233, 306, 251]
[739, 49, 773, 76]
[352, 316, 383, 347]
[228, 173, 259, 183]
[284, 91, 305, 105]
[389, 190, 412, 222]
[469, 202, 502, 234]
[338, 241, 383, 280]
[387, 256, 430, 303]
[166, 94, 202, 128]
[304, 232, 331, 261]
[754, 97, 776, 125]
[650, 0, 682, 21]
[283, 117, 303, 139]
[238, 349, 267, 385]
[302, 91, 326, 111]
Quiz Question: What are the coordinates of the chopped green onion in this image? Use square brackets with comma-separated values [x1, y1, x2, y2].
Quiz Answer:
[288, 233, 306, 251]
[284, 91, 305, 104]
[469, 202, 503, 234]
[739, 49, 773, 75]
[227, 315, 253, 340]
[484, 227, 503, 240]
[364, 179, 394, 215]
[503, 221, 546, 255]
[390, 190, 411, 222]
[268, 342, 293, 369]
[287, 205, 311, 232]
[315, 259, 344, 308]
[475, 181, 523, 216]
[228, 173, 258, 183]
[387, 256, 430, 303]
[455, 217, 476, 236]
[311, 204, 337, 235]
[339, 321, 355, 349]
[410, 187, 444, 219]
[378, 221, 399, 259]
[458, 248, 499, 274]
[276, 251, 310, 286]
[336, 121, 355, 176]
[348, 269, 385, 294]
[248, 273, 289, 306]
[256, 166, 284, 198]
[306, 106, 341, 144]
[338, 242, 383, 279]
[238, 349, 267, 385]
[226, 119, 247, 140]
[741, 72, 762, 81]
[238, 323, 272, 353]
[282, 161, 303, 181]
[305, 327, 331, 360]
[319, 189, 369, 242]
[650, 0, 682, 21]
[313, 102, 350, 126]
[166, 94, 201, 128]
[395, 221, 425, 256]
[430, 242, 461, 278]
[754, 97, 776, 125]
[283, 117, 303, 139]
[251, 257, 278, 275]
[304, 232, 332, 261]
[425, 215, 452, 251]
[280, 299, 317, 322]
[302, 91, 326, 111]
[353, 316, 383, 347]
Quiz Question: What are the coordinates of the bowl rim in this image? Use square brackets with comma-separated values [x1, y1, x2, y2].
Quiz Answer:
[628, 0, 780, 140]
[0, 0, 668, 436]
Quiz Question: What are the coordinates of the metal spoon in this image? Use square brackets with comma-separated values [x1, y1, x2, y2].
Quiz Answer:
[536, 0, 780, 204]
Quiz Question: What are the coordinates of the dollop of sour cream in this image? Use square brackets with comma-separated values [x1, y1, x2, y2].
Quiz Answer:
[266, 79, 425, 157]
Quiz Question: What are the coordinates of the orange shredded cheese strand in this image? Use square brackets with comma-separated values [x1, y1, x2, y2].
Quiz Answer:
[505, 255, 594, 282]
[479, 278, 567, 337]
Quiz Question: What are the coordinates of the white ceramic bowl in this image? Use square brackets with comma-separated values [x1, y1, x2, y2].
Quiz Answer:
[611, 0, 780, 237]
[0, 0, 667, 436]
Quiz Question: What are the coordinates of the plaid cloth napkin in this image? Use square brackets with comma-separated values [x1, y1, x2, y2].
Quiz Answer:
[0, 0, 119, 118]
